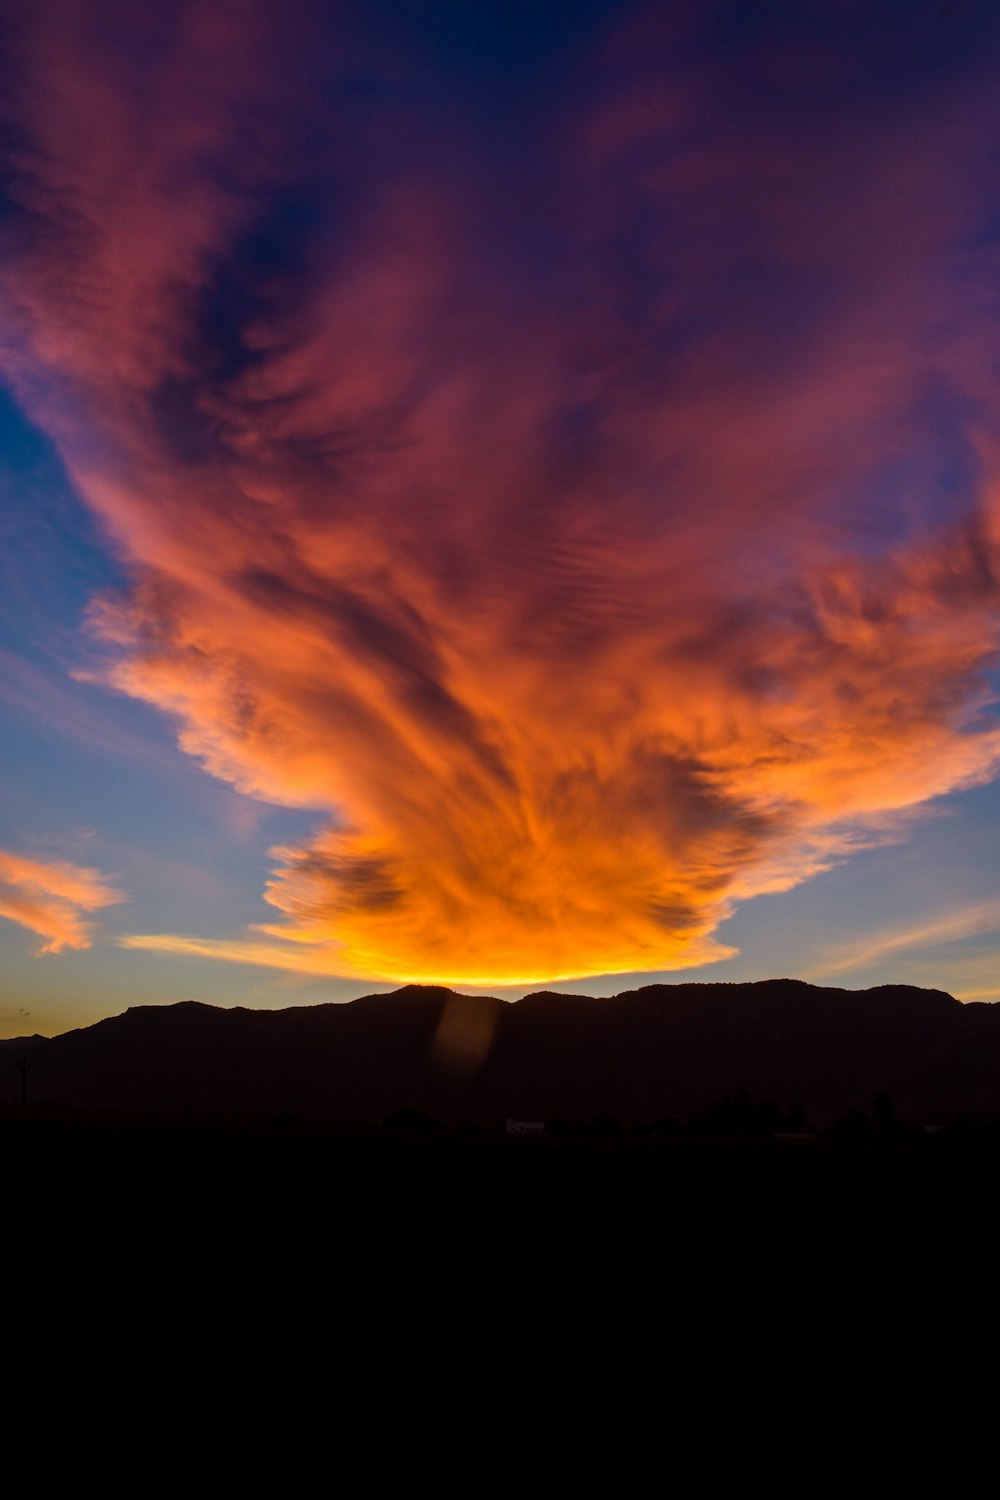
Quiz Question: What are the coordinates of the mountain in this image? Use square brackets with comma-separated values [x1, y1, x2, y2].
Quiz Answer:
[0, 978, 996, 1127]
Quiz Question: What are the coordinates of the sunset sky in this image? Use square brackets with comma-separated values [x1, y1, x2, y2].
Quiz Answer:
[2, 0, 999, 1037]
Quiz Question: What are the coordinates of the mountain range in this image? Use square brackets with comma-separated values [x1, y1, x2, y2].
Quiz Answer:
[2, 978, 998, 1128]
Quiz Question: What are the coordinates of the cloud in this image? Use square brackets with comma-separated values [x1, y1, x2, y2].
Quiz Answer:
[1, 2, 999, 982]
[0, 848, 124, 953]
[807, 899, 1000, 980]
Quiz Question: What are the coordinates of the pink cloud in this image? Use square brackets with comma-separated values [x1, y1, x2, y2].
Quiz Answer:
[0, 848, 124, 954]
[1, 2, 998, 981]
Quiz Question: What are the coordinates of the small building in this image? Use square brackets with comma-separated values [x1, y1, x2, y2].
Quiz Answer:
[506, 1117, 546, 1135]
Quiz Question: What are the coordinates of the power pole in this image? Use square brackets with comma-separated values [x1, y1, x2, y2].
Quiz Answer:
[17, 1054, 30, 1109]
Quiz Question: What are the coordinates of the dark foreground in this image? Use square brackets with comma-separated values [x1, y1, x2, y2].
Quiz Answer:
[7, 1111, 992, 1380]
[7, 1108, 999, 1210]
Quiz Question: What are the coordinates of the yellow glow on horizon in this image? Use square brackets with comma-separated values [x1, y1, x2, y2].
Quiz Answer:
[117, 929, 727, 987]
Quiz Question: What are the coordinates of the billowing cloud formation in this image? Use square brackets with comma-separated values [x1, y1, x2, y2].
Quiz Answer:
[0, 848, 123, 954]
[1, 2, 999, 981]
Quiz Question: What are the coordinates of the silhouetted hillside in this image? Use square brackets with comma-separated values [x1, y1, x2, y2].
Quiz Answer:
[0, 979, 995, 1127]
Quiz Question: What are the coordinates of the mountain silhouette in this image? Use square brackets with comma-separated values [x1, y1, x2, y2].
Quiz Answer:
[1, 979, 996, 1127]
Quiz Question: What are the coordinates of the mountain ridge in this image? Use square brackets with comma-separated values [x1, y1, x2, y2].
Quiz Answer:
[0, 978, 995, 1126]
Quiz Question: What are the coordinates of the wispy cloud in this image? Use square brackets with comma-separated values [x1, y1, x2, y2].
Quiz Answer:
[0, 847, 124, 953]
[807, 900, 1000, 981]
[116, 927, 683, 988]
[2, 2, 999, 982]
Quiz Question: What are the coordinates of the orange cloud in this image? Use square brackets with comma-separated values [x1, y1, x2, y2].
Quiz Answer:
[0, 849, 124, 954]
[1, 3, 999, 982]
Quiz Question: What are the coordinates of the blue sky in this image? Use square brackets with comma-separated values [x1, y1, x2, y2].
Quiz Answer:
[1, 0, 998, 1034]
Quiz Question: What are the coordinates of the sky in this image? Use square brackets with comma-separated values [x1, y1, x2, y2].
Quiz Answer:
[1, 0, 999, 1037]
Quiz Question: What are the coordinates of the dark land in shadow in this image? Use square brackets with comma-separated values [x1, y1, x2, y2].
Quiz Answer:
[8, 979, 1000, 1304]
[3, 978, 1000, 1154]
